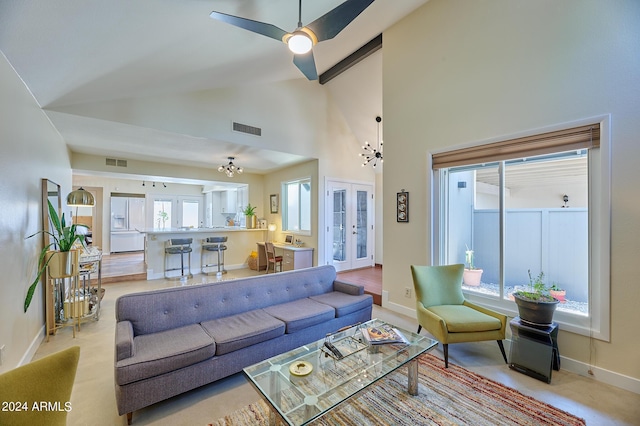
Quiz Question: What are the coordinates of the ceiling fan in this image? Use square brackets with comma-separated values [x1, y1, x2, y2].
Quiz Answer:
[210, 0, 375, 80]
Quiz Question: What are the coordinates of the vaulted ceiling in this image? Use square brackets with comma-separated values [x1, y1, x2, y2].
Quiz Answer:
[0, 0, 428, 177]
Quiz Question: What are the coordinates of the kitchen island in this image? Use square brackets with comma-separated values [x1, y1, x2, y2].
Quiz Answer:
[142, 227, 266, 280]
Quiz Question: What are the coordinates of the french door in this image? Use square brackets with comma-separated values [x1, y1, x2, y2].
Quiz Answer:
[327, 180, 374, 272]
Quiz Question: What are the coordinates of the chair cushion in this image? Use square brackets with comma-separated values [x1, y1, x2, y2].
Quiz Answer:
[201, 310, 285, 356]
[411, 264, 465, 307]
[115, 324, 215, 385]
[264, 298, 335, 333]
[309, 292, 373, 317]
[203, 244, 227, 252]
[166, 246, 193, 254]
[428, 305, 502, 333]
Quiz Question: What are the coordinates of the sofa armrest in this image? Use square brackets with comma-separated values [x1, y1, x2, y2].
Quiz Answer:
[333, 280, 364, 296]
[115, 321, 135, 361]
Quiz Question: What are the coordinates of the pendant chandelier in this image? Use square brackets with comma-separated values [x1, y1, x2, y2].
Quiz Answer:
[359, 116, 383, 168]
[218, 157, 243, 178]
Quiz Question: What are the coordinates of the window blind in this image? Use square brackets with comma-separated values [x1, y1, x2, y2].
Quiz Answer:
[432, 124, 600, 169]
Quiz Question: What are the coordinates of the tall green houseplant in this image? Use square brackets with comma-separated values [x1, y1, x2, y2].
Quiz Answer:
[24, 200, 87, 312]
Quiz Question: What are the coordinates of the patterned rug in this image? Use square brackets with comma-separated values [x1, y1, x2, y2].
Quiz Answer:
[210, 353, 585, 426]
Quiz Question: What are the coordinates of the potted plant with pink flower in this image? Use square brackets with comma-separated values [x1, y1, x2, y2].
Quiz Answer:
[549, 283, 566, 303]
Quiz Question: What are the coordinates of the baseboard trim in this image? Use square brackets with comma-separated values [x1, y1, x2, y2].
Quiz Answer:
[381, 299, 640, 395]
[20, 325, 46, 367]
[558, 355, 640, 394]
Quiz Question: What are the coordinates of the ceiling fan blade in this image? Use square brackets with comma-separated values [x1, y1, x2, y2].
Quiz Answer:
[209, 11, 288, 42]
[293, 51, 318, 80]
[305, 0, 375, 42]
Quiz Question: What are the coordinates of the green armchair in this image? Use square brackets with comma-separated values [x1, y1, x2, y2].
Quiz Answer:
[411, 264, 507, 368]
[0, 346, 80, 426]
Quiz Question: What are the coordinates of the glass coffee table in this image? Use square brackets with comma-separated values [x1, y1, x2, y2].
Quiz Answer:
[243, 319, 438, 425]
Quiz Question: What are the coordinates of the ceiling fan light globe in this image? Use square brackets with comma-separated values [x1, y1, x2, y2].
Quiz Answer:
[288, 32, 313, 54]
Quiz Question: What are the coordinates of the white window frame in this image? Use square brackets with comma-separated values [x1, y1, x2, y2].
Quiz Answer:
[282, 177, 312, 236]
[148, 195, 203, 229]
[431, 116, 611, 341]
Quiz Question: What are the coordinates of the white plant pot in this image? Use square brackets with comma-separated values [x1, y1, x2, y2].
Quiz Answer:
[463, 268, 483, 286]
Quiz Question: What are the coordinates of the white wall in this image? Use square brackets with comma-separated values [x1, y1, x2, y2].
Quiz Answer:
[383, 0, 640, 383]
[0, 52, 72, 372]
[62, 77, 376, 267]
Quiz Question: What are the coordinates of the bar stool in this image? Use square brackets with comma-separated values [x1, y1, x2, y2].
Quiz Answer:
[201, 236, 228, 275]
[164, 238, 193, 280]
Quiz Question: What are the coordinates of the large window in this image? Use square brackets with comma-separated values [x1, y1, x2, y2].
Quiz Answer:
[151, 196, 202, 229]
[181, 199, 200, 228]
[283, 178, 311, 234]
[153, 200, 172, 229]
[433, 121, 610, 339]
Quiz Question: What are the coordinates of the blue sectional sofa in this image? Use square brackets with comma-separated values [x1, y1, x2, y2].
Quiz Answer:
[114, 265, 373, 424]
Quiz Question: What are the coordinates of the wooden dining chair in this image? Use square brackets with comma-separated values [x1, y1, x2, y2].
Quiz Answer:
[265, 242, 283, 273]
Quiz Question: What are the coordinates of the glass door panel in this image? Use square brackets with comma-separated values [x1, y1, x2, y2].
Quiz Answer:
[351, 185, 373, 269]
[327, 181, 374, 272]
[333, 190, 347, 263]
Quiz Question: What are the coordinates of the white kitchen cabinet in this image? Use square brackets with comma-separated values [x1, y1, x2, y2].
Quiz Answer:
[220, 190, 237, 214]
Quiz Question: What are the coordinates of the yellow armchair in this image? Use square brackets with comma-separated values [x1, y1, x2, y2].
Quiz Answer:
[411, 264, 507, 367]
[0, 346, 80, 426]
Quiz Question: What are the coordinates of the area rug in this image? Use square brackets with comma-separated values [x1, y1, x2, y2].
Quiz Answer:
[209, 353, 585, 426]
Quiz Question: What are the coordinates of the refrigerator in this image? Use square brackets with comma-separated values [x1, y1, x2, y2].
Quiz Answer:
[110, 195, 146, 252]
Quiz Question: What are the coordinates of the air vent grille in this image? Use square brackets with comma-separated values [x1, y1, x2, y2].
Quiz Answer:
[233, 121, 262, 136]
[106, 158, 128, 167]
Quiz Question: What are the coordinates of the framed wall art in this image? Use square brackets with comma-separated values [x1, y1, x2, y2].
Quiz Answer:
[270, 194, 279, 214]
[397, 190, 409, 222]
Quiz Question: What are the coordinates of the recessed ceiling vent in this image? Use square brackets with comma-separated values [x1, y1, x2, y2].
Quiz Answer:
[232, 121, 261, 137]
[106, 158, 128, 167]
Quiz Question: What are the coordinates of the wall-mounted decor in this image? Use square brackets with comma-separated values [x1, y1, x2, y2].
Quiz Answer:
[397, 190, 409, 222]
[270, 194, 279, 214]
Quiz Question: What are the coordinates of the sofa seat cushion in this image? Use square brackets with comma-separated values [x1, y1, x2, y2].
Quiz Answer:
[309, 292, 372, 317]
[115, 324, 215, 386]
[201, 310, 286, 356]
[264, 299, 335, 333]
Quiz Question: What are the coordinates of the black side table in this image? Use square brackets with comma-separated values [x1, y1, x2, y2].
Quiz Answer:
[509, 316, 560, 383]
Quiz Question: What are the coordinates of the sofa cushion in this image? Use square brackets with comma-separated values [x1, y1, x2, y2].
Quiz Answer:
[115, 324, 215, 386]
[264, 298, 335, 333]
[201, 310, 285, 356]
[309, 292, 373, 317]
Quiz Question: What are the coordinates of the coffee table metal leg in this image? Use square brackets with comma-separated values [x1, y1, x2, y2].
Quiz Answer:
[407, 358, 419, 396]
[268, 365, 282, 425]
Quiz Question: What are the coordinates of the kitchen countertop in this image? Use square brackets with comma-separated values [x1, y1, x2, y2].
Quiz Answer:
[140, 227, 266, 234]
